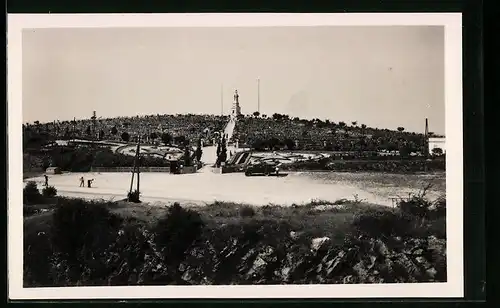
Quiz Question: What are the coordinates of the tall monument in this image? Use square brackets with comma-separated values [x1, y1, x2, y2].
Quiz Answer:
[231, 89, 242, 117]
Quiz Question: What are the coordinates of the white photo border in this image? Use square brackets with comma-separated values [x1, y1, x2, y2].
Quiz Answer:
[7, 13, 463, 300]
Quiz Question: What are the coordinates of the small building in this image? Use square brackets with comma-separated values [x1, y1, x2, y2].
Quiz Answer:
[428, 137, 446, 154]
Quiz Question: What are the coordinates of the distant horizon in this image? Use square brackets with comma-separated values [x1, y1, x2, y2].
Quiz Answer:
[22, 26, 445, 135]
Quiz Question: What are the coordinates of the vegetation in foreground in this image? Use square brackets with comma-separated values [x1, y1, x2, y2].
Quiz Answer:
[23, 181, 446, 287]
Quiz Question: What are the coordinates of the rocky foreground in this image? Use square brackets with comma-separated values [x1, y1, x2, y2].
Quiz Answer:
[25, 217, 446, 287]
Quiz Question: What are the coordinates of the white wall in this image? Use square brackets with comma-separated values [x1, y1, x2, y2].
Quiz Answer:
[428, 138, 446, 154]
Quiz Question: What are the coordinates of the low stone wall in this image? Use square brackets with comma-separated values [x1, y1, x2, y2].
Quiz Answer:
[91, 167, 171, 173]
[180, 166, 197, 174]
[216, 165, 242, 174]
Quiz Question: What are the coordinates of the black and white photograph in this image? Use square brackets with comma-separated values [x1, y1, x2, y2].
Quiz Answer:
[8, 13, 463, 299]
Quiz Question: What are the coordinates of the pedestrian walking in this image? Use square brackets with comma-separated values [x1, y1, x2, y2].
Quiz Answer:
[87, 179, 94, 188]
[44, 175, 49, 187]
[79, 176, 85, 187]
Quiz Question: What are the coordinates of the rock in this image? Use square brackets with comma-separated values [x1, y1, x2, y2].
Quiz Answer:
[426, 267, 437, 279]
[428, 236, 446, 255]
[343, 275, 355, 284]
[311, 237, 330, 251]
[353, 261, 368, 279]
[324, 251, 347, 277]
[181, 269, 194, 283]
[366, 255, 377, 271]
[280, 266, 291, 281]
[244, 246, 276, 279]
[412, 248, 424, 255]
[414, 255, 433, 270]
[393, 253, 422, 280]
[246, 256, 267, 278]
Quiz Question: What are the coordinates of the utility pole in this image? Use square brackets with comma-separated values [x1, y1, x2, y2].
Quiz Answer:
[257, 78, 260, 114]
[91, 111, 97, 145]
[137, 137, 141, 195]
[424, 118, 429, 172]
[129, 137, 141, 199]
[221, 84, 224, 116]
[424, 118, 429, 157]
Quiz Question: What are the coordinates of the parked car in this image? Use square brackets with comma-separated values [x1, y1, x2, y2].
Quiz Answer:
[244, 160, 280, 176]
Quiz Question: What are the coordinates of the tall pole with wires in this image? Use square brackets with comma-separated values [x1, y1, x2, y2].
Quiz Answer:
[257, 78, 260, 114]
[220, 84, 224, 116]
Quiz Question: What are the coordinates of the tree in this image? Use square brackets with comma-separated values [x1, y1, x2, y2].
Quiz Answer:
[183, 147, 192, 167]
[111, 126, 118, 135]
[268, 137, 281, 150]
[352, 121, 358, 126]
[284, 138, 295, 151]
[397, 127, 405, 132]
[99, 130, 105, 140]
[251, 138, 266, 151]
[262, 114, 267, 118]
[85, 126, 92, 136]
[216, 141, 221, 158]
[174, 135, 187, 146]
[64, 126, 70, 139]
[253, 111, 260, 117]
[432, 147, 443, 156]
[150, 132, 158, 142]
[219, 143, 227, 164]
[195, 139, 203, 162]
[339, 121, 346, 128]
[121, 132, 130, 142]
[161, 132, 173, 145]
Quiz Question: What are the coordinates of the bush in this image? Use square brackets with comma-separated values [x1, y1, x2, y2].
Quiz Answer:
[23, 181, 42, 205]
[50, 199, 122, 266]
[239, 205, 256, 218]
[398, 195, 433, 219]
[153, 203, 205, 264]
[42, 185, 57, 198]
[351, 208, 413, 239]
[127, 190, 141, 203]
[431, 196, 446, 219]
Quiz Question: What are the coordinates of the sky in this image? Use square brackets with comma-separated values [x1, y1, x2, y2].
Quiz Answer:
[22, 26, 445, 134]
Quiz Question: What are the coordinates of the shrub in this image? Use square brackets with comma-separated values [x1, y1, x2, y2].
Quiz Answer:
[351, 208, 413, 239]
[127, 190, 141, 203]
[50, 199, 122, 266]
[42, 185, 57, 198]
[431, 196, 446, 219]
[398, 195, 433, 219]
[23, 181, 42, 205]
[153, 203, 205, 264]
[239, 205, 256, 218]
[23, 205, 41, 216]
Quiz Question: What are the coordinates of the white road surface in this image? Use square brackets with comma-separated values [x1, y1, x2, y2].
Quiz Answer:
[25, 171, 394, 207]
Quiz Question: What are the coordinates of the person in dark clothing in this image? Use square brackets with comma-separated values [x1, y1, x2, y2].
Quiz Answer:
[87, 179, 94, 188]
[44, 175, 49, 187]
[79, 176, 85, 187]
